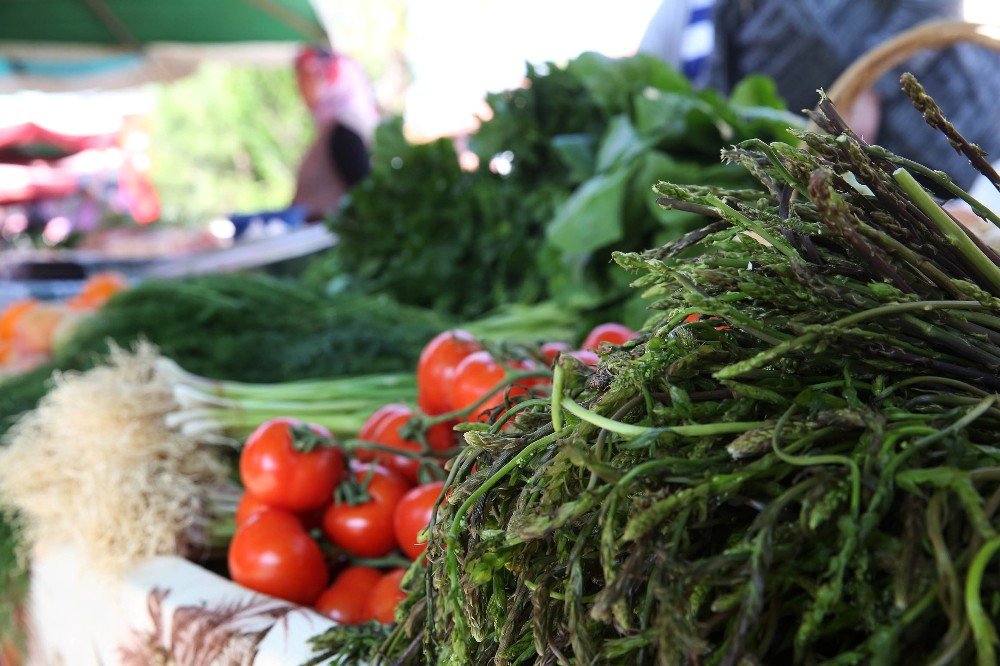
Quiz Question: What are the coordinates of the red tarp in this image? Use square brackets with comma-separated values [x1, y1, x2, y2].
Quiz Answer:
[0, 161, 79, 204]
[0, 121, 119, 159]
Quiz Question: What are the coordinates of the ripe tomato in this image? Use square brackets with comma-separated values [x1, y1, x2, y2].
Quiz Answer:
[417, 329, 480, 415]
[358, 404, 457, 484]
[322, 465, 411, 558]
[314, 566, 383, 624]
[581, 323, 637, 350]
[239, 418, 344, 512]
[365, 568, 408, 624]
[358, 403, 409, 442]
[235, 492, 275, 527]
[393, 481, 445, 561]
[228, 510, 327, 605]
[449, 351, 542, 421]
[540, 341, 571, 365]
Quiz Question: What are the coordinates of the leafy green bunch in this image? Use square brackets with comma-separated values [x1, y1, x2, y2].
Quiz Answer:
[317, 52, 798, 323]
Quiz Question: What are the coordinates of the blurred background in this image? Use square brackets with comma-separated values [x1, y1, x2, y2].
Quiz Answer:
[0, 1, 664, 256]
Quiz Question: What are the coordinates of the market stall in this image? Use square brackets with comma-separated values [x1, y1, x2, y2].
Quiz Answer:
[2, 12, 1000, 666]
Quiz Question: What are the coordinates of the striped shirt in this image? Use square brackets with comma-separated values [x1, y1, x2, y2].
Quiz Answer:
[680, 0, 716, 84]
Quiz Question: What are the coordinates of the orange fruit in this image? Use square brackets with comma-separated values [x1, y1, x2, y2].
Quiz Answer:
[69, 271, 128, 310]
[0, 299, 39, 340]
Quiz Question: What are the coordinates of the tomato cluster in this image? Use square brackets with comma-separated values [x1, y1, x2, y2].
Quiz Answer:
[228, 417, 444, 625]
[225, 323, 637, 623]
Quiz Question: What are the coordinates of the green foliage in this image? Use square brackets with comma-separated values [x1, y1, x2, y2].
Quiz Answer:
[323, 119, 547, 319]
[0, 274, 451, 440]
[57, 273, 449, 382]
[315, 52, 798, 324]
[148, 63, 314, 225]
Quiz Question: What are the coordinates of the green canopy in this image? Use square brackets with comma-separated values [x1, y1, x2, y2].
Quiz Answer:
[0, 0, 325, 46]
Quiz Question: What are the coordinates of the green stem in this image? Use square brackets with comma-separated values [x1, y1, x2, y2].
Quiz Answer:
[866, 144, 1000, 231]
[446, 427, 568, 591]
[773, 404, 860, 517]
[351, 553, 413, 569]
[716, 300, 990, 380]
[423, 369, 552, 426]
[551, 362, 565, 432]
[490, 399, 550, 434]
[704, 194, 799, 261]
[561, 397, 766, 438]
[893, 168, 1000, 293]
[966, 536, 1000, 666]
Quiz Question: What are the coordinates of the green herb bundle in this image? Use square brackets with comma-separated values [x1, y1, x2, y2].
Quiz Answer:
[0, 274, 450, 436]
[313, 53, 797, 323]
[312, 77, 1000, 665]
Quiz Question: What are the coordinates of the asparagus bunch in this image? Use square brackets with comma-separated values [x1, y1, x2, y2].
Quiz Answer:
[312, 76, 1000, 666]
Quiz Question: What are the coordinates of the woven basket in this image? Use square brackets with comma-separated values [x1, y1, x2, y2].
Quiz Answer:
[814, 20, 1000, 247]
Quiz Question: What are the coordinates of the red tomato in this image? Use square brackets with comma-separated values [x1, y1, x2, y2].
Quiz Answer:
[358, 404, 410, 442]
[299, 504, 329, 532]
[540, 341, 571, 365]
[394, 481, 445, 561]
[358, 405, 458, 483]
[235, 492, 276, 527]
[365, 568, 408, 624]
[581, 323, 637, 350]
[239, 418, 344, 512]
[566, 349, 600, 368]
[417, 329, 480, 415]
[314, 566, 383, 624]
[449, 351, 542, 421]
[322, 465, 411, 558]
[228, 510, 328, 606]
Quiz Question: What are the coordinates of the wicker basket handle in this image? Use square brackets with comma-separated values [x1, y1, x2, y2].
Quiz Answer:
[826, 19, 1000, 115]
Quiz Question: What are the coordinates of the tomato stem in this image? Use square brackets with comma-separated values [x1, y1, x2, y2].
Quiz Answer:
[421, 369, 553, 427]
[351, 553, 413, 569]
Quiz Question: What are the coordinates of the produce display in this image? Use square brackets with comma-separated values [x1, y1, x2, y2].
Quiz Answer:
[308, 52, 797, 324]
[0, 271, 128, 376]
[221, 322, 628, 625]
[308, 78, 1000, 664]
[3, 45, 1000, 666]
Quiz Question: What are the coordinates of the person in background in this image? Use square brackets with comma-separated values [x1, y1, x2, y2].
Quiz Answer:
[292, 46, 380, 222]
[639, 0, 717, 87]
[639, 0, 1000, 245]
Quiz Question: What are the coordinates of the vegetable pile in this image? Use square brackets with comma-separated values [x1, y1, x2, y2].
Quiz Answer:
[310, 52, 797, 323]
[311, 76, 1000, 664]
[0, 271, 128, 377]
[224, 322, 633, 628]
[0, 274, 450, 437]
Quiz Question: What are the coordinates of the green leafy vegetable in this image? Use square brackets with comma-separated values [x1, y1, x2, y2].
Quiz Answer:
[313, 52, 798, 324]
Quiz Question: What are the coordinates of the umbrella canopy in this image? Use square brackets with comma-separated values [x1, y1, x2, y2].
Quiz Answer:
[0, 0, 326, 91]
[0, 0, 324, 46]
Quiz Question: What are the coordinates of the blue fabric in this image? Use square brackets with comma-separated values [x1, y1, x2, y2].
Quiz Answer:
[683, 55, 710, 80]
[689, 6, 713, 23]
[229, 205, 309, 239]
[681, 1, 716, 84]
